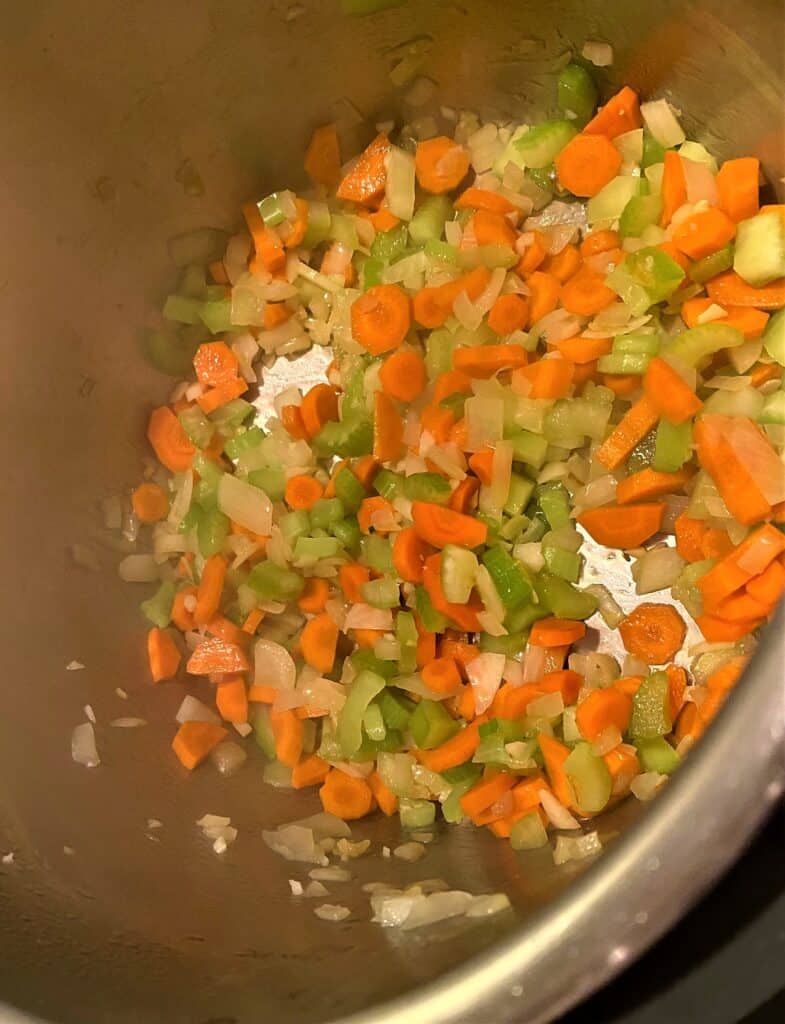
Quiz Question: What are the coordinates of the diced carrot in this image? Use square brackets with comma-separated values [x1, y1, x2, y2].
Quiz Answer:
[454, 187, 516, 214]
[526, 271, 561, 325]
[147, 628, 181, 683]
[750, 362, 782, 388]
[415, 136, 470, 194]
[339, 563, 372, 603]
[351, 628, 385, 650]
[172, 586, 198, 632]
[132, 482, 170, 524]
[297, 577, 331, 614]
[619, 603, 687, 664]
[538, 733, 575, 809]
[147, 407, 195, 473]
[543, 244, 582, 283]
[197, 378, 248, 415]
[300, 384, 339, 439]
[172, 721, 228, 770]
[716, 157, 760, 223]
[284, 474, 324, 510]
[412, 501, 487, 549]
[206, 614, 251, 649]
[581, 230, 620, 257]
[351, 284, 411, 355]
[392, 526, 432, 584]
[694, 414, 777, 525]
[468, 447, 495, 486]
[281, 404, 309, 440]
[421, 657, 462, 695]
[422, 555, 483, 632]
[336, 132, 390, 206]
[747, 559, 785, 608]
[602, 373, 642, 397]
[453, 343, 528, 378]
[680, 298, 769, 340]
[292, 754, 330, 790]
[576, 687, 632, 742]
[616, 466, 694, 505]
[672, 208, 736, 261]
[665, 664, 687, 721]
[352, 455, 380, 489]
[529, 618, 586, 648]
[373, 390, 404, 463]
[584, 86, 642, 139]
[560, 267, 618, 315]
[319, 768, 374, 820]
[513, 357, 574, 398]
[216, 676, 249, 724]
[603, 744, 640, 795]
[556, 335, 613, 364]
[358, 495, 396, 535]
[449, 476, 480, 513]
[460, 772, 516, 820]
[270, 709, 304, 768]
[595, 396, 659, 470]
[643, 357, 703, 424]
[194, 555, 227, 626]
[379, 348, 427, 402]
[470, 209, 517, 248]
[300, 613, 339, 674]
[674, 514, 708, 563]
[488, 293, 530, 335]
[707, 271, 785, 310]
[516, 231, 548, 275]
[555, 132, 622, 197]
[248, 684, 277, 703]
[186, 637, 250, 676]
[660, 151, 687, 226]
[415, 618, 437, 670]
[368, 771, 398, 815]
[695, 614, 764, 643]
[698, 524, 785, 609]
[578, 503, 665, 549]
[305, 123, 341, 187]
[193, 341, 240, 388]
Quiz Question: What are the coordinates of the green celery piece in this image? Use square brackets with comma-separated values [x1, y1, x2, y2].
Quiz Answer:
[441, 545, 479, 604]
[362, 703, 387, 742]
[334, 466, 365, 512]
[504, 602, 549, 633]
[377, 688, 415, 729]
[425, 328, 457, 379]
[341, 366, 370, 420]
[361, 535, 394, 573]
[630, 672, 672, 740]
[301, 200, 331, 249]
[442, 761, 483, 785]
[510, 811, 549, 850]
[314, 418, 374, 457]
[637, 736, 680, 775]
[506, 429, 549, 469]
[480, 631, 528, 656]
[619, 193, 663, 239]
[361, 256, 384, 290]
[534, 572, 598, 620]
[518, 515, 548, 545]
[596, 352, 651, 376]
[499, 513, 529, 542]
[544, 397, 612, 444]
[373, 469, 405, 500]
[626, 428, 657, 474]
[192, 454, 222, 509]
[223, 427, 265, 461]
[352, 728, 405, 761]
[760, 390, 785, 424]
[399, 798, 436, 829]
[537, 482, 571, 530]
[442, 772, 481, 824]
[145, 328, 200, 377]
[351, 650, 398, 679]
[361, 576, 401, 609]
[504, 472, 536, 516]
[665, 323, 745, 367]
[371, 224, 409, 262]
[197, 508, 230, 556]
[178, 504, 201, 537]
[512, 120, 577, 168]
[613, 333, 661, 356]
[415, 586, 448, 633]
[293, 536, 342, 564]
[140, 580, 176, 628]
[481, 546, 533, 611]
[557, 63, 597, 123]
[330, 516, 361, 554]
[527, 165, 556, 195]
[409, 195, 452, 245]
[653, 419, 693, 472]
[410, 700, 459, 749]
[403, 472, 452, 504]
[542, 546, 582, 583]
[257, 191, 291, 227]
[163, 293, 203, 325]
[252, 706, 276, 759]
[425, 239, 458, 263]
[178, 406, 214, 449]
[641, 132, 666, 169]
[606, 246, 685, 315]
[210, 398, 254, 432]
[309, 498, 346, 530]
[248, 467, 286, 502]
[279, 510, 311, 545]
[689, 244, 734, 284]
[337, 671, 387, 758]
[199, 298, 233, 335]
[564, 743, 612, 813]
[396, 611, 418, 674]
[247, 561, 305, 601]
[476, 513, 501, 544]
[763, 307, 785, 367]
[329, 213, 359, 251]
[733, 210, 785, 287]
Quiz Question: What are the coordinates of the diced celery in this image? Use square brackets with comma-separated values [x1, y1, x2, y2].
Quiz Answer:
[733, 210, 785, 288]
[223, 427, 265, 461]
[293, 536, 342, 565]
[641, 132, 665, 169]
[252, 706, 276, 759]
[351, 650, 398, 679]
[760, 390, 785, 425]
[510, 811, 549, 850]
[415, 586, 448, 633]
[197, 508, 230, 555]
[537, 482, 571, 530]
[163, 293, 203, 325]
[361, 535, 394, 573]
[542, 546, 582, 583]
[179, 406, 214, 449]
[140, 580, 176, 628]
[534, 573, 598, 620]
[564, 743, 612, 813]
[619, 193, 664, 239]
[544, 397, 612, 443]
[301, 200, 331, 249]
[441, 545, 479, 604]
[374, 468, 405, 501]
[442, 770, 482, 823]
[587, 176, 644, 226]
[210, 398, 254, 432]
[361, 255, 384, 290]
[334, 466, 366, 512]
[247, 561, 305, 601]
[337, 670, 387, 758]
[630, 672, 671, 739]
[310, 498, 346, 530]
[703, 386, 764, 420]
[557, 63, 597, 123]
[425, 328, 458, 379]
[248, 467, 286, 502]
[653, 418, 693, 472]
[499, 514, 528, 542]
[396, 611, 418, 674]
[504, 472, 537, 516]
[506, 429, 549, 469]
[597, 352, 651, 376]
[279, 510, 311, 545]
[363, 702, 387, 742]
[409, 196, 452, 246]
[480, 631, 527, 656]
[353, 728, 405, 760]
[257, 191, 293, 227]
[199, 298, 233, 335]
[425, 239, 458, 264]
[689, 245, 734, 284]
[606, 246, 685, 314]
[613, 333, 661, 355]
[637, 736, 680, 775]
[404, 472, 452, 504]
[512, 120, 577, 168]
[399, 798, 436, 829]
[371, 224, 409, 262]
[361, 576, 401, 609]
[329, 213, 359, 251]
[482, 546, 533, 611]
[504, 602, 549, 632]
[377, 688, 415, 729]
[314, 417, 374, 457]
[410, 700, 459, 749]
[330, 516, 361, 554]
[763, 307, 785, 367]
[665, 323, 745, 366]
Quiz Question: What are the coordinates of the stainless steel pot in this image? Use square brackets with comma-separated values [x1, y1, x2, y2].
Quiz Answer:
[1, 2, 783, 1022]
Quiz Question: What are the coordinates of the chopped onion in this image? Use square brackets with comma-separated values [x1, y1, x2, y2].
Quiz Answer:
[527, 691, 565, 719]
[614, 128, 644, 172]
[117, 554, 160, 583]
[553, 831, 602, 864]
[569, 652, 620, 687]
[641, 99, 685, 147]
[682, 157, 719, 206]
[209, 741, 248, 777]
[71, 723, 99, 767]
[592, 725, 623, 756]
[310, 865, 352, 882]
[385, 146, 416, 221]
[393, 841, 427, 863]
[630, 772, 667, 801]
[263, 761, 294, 788]
[109, 717, 147, 728]
[218, 474, 273, 536]
[581, 40, 613, 66]
[176, 695, 220, 725]
[254, 638, 297, 690]
[344, 604, 394, 632]
[522, 643, 547, 683]
[314, 904, 351, 922]
[728, 339, 763, 375]
[540, 789, 580, 830]
[466, 893, 511, 917]
[632, 546, 685, 595]
[584, 584, 625, 628]
[513, 542, 545, 573]
[573, 473, 617, 511]
[262, 824, 327, 865]
[623, 654, 649, 677]
[465, 395, 504, 451]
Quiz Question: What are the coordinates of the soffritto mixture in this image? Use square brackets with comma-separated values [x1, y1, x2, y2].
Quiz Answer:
[108, 64, 785, 862]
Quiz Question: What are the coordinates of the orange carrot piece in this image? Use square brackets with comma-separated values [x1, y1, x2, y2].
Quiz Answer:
[449, 475, 480, 513]
[716, 156, 760, 223]
[513, 357, 575, 399]
[300, 384, 339, 439]
[197, 378, 248, 415]
[319, 768, 374, 820]
[418, 715, 487, 772]
[603, 744, 640, 794]
[271, 709, 304, 768]
[291, 754, 330, 790]
[415, 618, 437, 670]
[358, 495, 395, 535]
[619, 603, 687, 664]
[560, 267, 617, 315]
[543, 244, 582, 283]
[699, 527, 734, 562]
[352, 455, 380, 489]
[412, 501, 487, 549]
[578, 503, 665, 549]
[528, 617, 586, 648]
[694, 415, 777, 526]
[488, 293, 530, 335]
[422, 554, 483, 633]
[421, 657, 462, 695]
[336, 132, 390, 206]
[468, 447, 495, 486]
[454, 187, 516, 214]
[194, 555, 227, 626]
[711, 590, 769, 623]
[538, 732, 575, 809]
[576, 687, 633, 742]
[147, 406, 195, 473]
[581, 230, 620, 257]
[674, 514, 708, 563]
[172, 721, 228, 770]
[698, 524, 785, 610]
[471, 209, 517, 248]
[187, 636, 250, 676]
[172, 586, 198, 632]
[206, 614, 251, 649]
[216, 676, 249, 724]
[415, 136, 470, 194]
[193, 341, 240, 388]
[248, 684, 277, 703]
[297, 577, 331, 614]
[351, 283, 411, 355]
[556, 335, 612, 364]
[284, 474, 324, 510]
[555, 132, 622, 197]
[672, 208, 737, 261]
[379, 348, 427, 402]
[392, 527, 431, 584]
[368, 771, 398, 816]
[695, 614, 764, 643]
[660, 151, 687, 226]
[453, 343, 528, 378]
[300, 613, 339, 674]
[339, 563, 371, 603]
[132, 482, 169, 524]
[602, 373, 642, 397]
[373, 390, 404, 463]
[595, 396, 659, 470]
[584, 86, 641, 139]
[707, 271, 785, 310]
[280, 404, 309, 440]
[643, 357, 703, 424]
[616, 466, 694, 505]
[147, 628, 181, 683]
[352, 628, 384, 650]
[516, 231, 548, 275]
[413, 267, 491, 329]
[460, 772, 516, 819]
[747, 558, 785, 607]
[750, 362, 782, 388]
[526, 270, 561, 325]
[304, 123, 341, 187]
